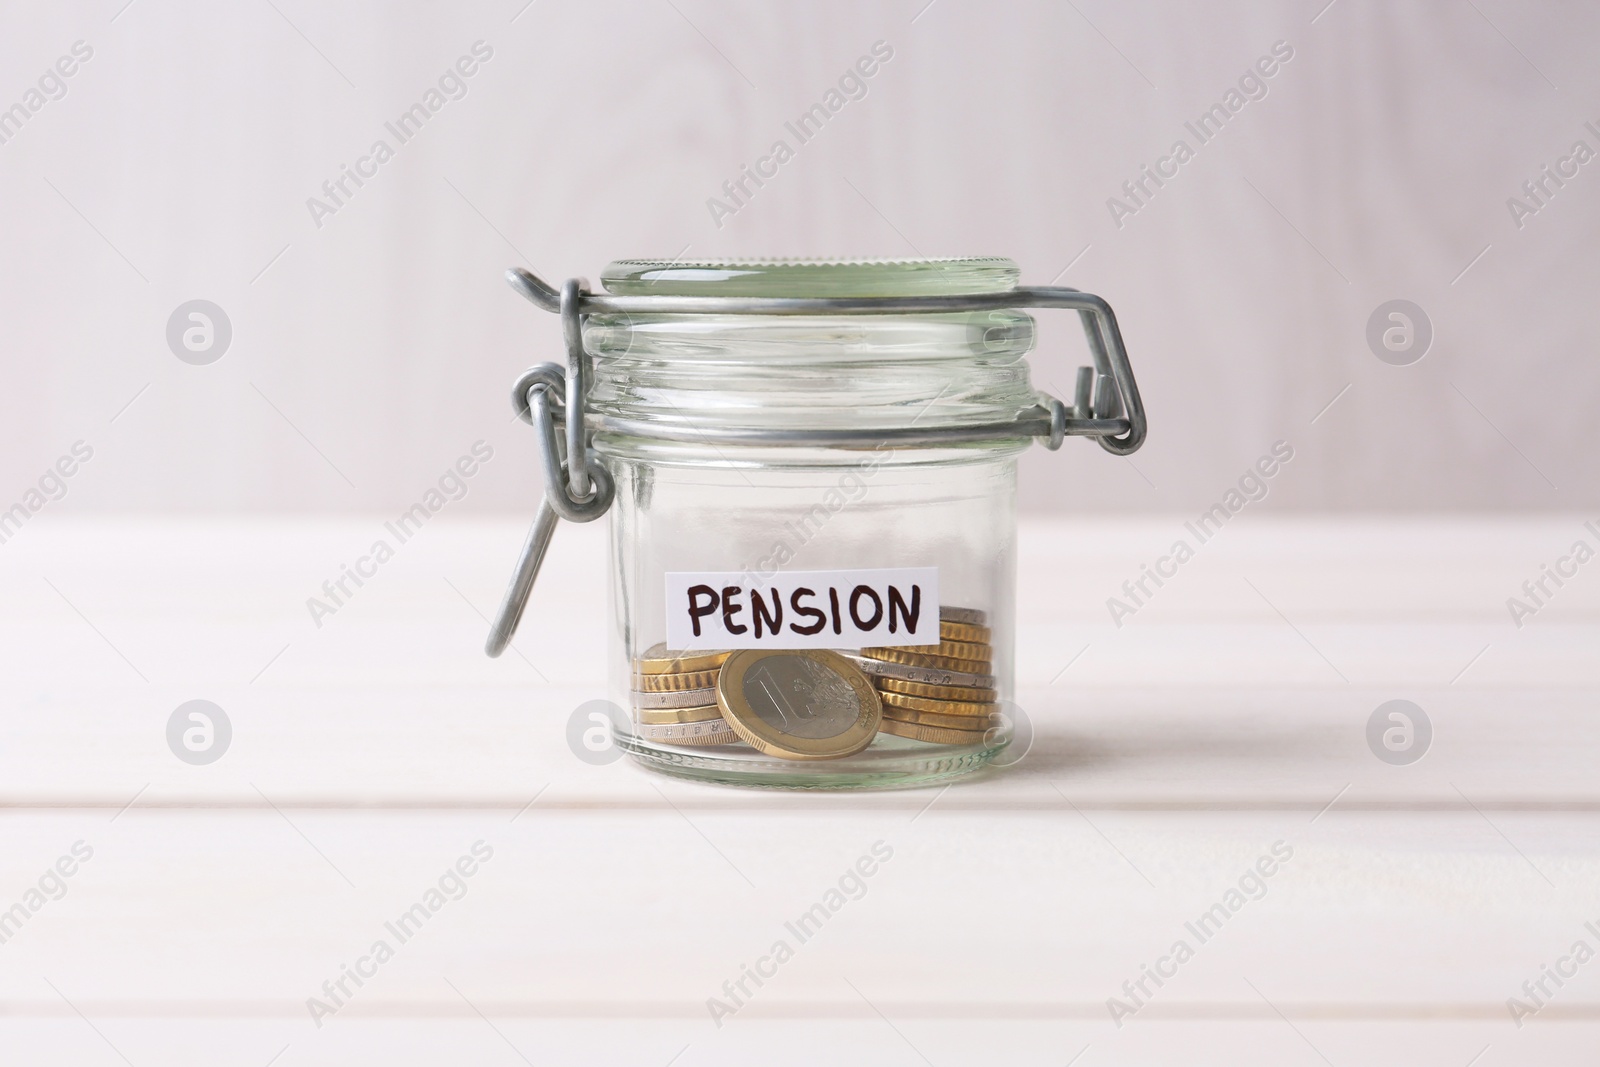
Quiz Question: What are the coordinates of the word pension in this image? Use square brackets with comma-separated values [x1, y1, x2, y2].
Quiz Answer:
[666, 568, 938, 650]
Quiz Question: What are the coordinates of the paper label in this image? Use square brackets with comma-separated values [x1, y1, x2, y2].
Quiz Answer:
[664, 568, 940, 650]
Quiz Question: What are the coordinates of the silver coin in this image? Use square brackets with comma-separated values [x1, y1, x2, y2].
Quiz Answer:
[939, 606, 989, 626]
[845, 654, 997, 690]
[629, 686, 720, 709]
[634, 719, 741, 744]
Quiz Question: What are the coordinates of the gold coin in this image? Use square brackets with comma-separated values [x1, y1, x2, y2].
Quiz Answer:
[865, 638, 989, 662]
[635, 704, 724, 725]
[858, 647, 991, 675]
[881, 705, 1001, 731]
[716, 649, 881, 760]
[848, 655, 998, 690]
[878, 718, 995, 746]
[880, 690, 1001, 718]
[634, 642, 733, 675]
[878, 677, 995, 703]
[633, 667, 723, 692]
[940, 606, 988, 626]
[635, 719, 742, 745]
[940, 619, 991, 643]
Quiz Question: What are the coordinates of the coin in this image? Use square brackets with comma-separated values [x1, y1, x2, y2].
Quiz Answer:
[939, 619, 991, 643]
[846, 655, 997, 690]
[631, 686, 720, 709]
[881, 705, 1001, 730]
[634, 643, 732, 675]
[636, 704, 725, 725]
[716, 649, 881, 760]
[858, 647, 991, 675]
[880, 690, 1001, 718]
[878, 718, 996, 746]
[865, 638, 989, 662]
[633, 667, 723, 692]
[878, 677, 996, 703]
[940, 606, 988, 626]
[635, 719, 742, 745]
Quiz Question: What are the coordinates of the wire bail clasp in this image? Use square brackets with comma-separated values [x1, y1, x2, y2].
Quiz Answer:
[484, 279, 614, 657]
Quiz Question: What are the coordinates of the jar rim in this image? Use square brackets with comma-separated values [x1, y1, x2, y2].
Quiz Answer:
[600, 257, 1020, 298]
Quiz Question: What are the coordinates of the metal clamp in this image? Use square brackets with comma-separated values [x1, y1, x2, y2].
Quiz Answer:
[485, 266, 1146, 656]
[484, 281, 615, 657]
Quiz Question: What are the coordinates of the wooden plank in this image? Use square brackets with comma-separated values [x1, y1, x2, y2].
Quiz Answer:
[0, 685, 1596, 809]
[0, 810, 1594, 1010]
[2, 1018, 1597, 1067]
[1, 518, 1596, 806]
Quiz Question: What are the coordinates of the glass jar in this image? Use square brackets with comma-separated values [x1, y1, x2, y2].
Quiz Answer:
[486, 258, 1145, 789]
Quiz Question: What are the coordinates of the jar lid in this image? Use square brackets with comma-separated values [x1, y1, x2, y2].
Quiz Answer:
[600, 257, 1020, 298]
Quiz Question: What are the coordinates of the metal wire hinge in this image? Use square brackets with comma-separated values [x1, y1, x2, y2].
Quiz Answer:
[485, 267, 1146, 656]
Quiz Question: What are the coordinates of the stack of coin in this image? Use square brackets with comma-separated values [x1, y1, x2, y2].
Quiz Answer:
[855, 606, 1000, 745]
[630, 643, 740, 746]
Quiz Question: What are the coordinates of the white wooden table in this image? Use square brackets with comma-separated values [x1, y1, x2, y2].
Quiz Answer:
[2, 516, 1595, 1064]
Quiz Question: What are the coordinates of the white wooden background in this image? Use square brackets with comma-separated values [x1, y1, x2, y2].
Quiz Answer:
[3, 0, 1597, 515]
[2, 514, 1596, 1064]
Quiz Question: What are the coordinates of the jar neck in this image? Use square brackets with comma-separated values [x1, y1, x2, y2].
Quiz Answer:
[583, 310, 1043, 441]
